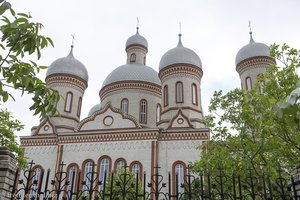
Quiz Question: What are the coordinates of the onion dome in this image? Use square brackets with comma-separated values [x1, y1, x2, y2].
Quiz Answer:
[235, 32, 271, 66]
[102, 63, 160, 88]
[159, 34, 202, 70]
[125, 27, 148, 49]
[88, 103, 102, 117]
[46, 46, 89, 81]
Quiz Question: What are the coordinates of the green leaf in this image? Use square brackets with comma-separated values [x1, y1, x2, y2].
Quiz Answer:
[17, 13, 29, 18]
[46, 37, 54, 47]
[2, 91, 8, 102]
[9, 8, 15, 16]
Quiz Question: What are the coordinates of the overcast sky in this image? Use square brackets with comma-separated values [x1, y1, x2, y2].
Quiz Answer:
[5, 0, 300, 137]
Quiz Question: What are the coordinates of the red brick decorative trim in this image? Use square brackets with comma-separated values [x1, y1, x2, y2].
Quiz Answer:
[168, 109, 193, 129]
[33, 117, 57, 136]
[125, 44, 148, 52]
[236, 56, 276, 75]
[161, 106, 202, 115]
[20, 129, 210, 146]
[46, 74, 88, 90]
[159, 64, 203, 80]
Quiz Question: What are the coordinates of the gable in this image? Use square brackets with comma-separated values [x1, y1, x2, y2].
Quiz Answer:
[77, 103, 141, 131]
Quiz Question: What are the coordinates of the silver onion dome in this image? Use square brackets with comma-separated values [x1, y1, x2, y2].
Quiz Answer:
[102, 63, 160, 88]
[46, 46, 88, 81]
[235, 33, 271, 66]
[159, 34, 202, 70]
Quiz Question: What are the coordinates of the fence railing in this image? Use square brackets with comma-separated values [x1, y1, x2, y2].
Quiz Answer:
[7, 161, 300, 200]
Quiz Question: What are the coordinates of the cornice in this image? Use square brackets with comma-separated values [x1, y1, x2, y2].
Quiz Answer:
[161, 106, 202, 115]
[99, 80, 161, 100]
[159, 64, 203, 80]
[20, 128, 210, 146]
[46, 74, 88, 91]
[125, 44, 148, 52]
[236, 56, 276, 75]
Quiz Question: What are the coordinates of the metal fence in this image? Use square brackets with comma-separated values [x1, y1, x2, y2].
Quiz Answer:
[7, 161, 300, 200]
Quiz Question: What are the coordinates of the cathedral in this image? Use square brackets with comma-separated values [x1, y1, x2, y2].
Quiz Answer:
[19, 26, 275, 194]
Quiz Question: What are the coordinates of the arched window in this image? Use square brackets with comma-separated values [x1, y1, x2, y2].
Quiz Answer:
[66, 164, 79, 199]
[143, 56, 146, 65]
[77, 97, 82, 117]
[139, 99, 147, 124]
[192, 84, 198, 105]
[114, 158, 127, 173]
[163, 85, 169, 107]
[30, 166, 44, 199]
[172, 161, 186, 195]
[121, 98, 129, 114]
[65, 92, 73, 112]
[98, 156, 111, 190]
[175, 164, 184, 193]
[130, 53, 136, 63]
[257, 74, 264, 93]
[130, 161, 143, 179]
[245, 77, 252, 90]
[82, 160, 94, 192]
[176, 82, 184, 103]
[156, 104, 161, 123]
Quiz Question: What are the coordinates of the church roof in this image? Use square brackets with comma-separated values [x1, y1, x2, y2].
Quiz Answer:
[102, 63, 161, 87]
[159, 34, 202, 70]
[126, 28, 148, 49]
[46, 46, 89, 81]
[235, 33, 271, 66]
[88, 103, 102, 117]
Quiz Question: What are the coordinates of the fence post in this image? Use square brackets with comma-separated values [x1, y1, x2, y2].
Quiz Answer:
[0, 146, 18, 200]
[291, 163, 300, 199]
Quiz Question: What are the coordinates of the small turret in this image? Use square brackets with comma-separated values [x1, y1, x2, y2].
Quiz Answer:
[158, 34, 204, 129]
[236, 31, 275, 90]
[45, 45, 88, 132]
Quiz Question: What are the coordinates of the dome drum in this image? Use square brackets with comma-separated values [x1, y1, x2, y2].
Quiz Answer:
[159, 63, 203, 81]
[236, 56, 276, 75]
[99, 80, 161, 101]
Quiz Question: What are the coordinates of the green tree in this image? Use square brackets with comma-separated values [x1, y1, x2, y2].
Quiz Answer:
[0, 1, 59, 168]
[100, 169, 144, 200]
[191, 44, 300, 181]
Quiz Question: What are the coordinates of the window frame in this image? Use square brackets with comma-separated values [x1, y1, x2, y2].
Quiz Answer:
[130, 53, 136, 63]
[172, 161, 187, 195]
[130, 161, 143, 180]
[114, 158, 127, 173]
[77, 97, 82, 117]
[156, 104, 161, 123]
[245, 76, 252, 90]
[191, 83, 198, 105]
[139, 99, 147, 124]
[65, 163, 79, 200]
[64, 92, 73, 113]
[163, 85, 169, 107]
[121, 98, 129, 114]
[176, 81, 184, 103]
[29, 165, 44, 199]
[81, 159, 95, 191]
[97, 155, 112, 190]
